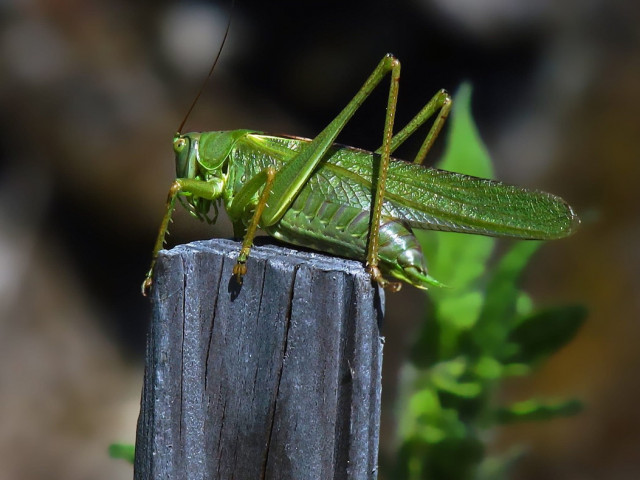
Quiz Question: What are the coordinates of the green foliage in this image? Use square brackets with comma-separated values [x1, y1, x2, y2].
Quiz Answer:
[108, 442, 135, 465]
[391, 85, 586, 480]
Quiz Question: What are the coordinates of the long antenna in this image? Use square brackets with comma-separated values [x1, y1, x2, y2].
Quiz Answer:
[177, 0, 235, 134]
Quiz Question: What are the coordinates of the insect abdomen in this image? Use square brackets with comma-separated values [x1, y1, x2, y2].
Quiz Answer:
[265, 187, 437, 289]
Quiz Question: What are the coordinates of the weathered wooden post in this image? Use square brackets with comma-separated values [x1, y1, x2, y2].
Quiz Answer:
[135, 238, 385, 479]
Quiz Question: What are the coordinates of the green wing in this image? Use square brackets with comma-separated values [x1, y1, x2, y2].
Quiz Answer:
[245, 134, 580, 240]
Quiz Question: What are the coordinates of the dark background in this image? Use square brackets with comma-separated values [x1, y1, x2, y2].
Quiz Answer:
[1, 0, 638, 478]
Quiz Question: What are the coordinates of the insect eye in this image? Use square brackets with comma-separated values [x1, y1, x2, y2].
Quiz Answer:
[174, 137, 187, 152]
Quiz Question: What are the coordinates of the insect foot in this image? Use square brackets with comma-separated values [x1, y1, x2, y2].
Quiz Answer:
[141, 275, 153, 296]
[366, 265, 402, 293]
[232, 261, 247, 284]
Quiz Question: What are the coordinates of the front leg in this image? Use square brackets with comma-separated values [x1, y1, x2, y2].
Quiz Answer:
[142, 181, 182, 295]
[142, 177, 224, 295]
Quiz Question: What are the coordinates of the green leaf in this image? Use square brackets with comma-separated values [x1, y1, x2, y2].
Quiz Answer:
[431, 358, 482, 398]
[472, 241, 543, 355]
[399, 383, 468, 443]
[481, 241, 542, 324]
[436, 291, 485, 331]
[409, 389, 441, 417]
[494, 398, 583, 424]
[509, 305, 588, 363]
[515, 292, 534, 317]
[108, 443, 135, 464]
[438, 83, 494, 179]
[473, 356, 503, 380]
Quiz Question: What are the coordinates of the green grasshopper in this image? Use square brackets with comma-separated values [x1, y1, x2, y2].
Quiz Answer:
[142, 53, 579, 295]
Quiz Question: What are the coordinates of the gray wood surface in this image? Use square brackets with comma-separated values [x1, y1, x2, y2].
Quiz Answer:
[134, 238, 385, 480]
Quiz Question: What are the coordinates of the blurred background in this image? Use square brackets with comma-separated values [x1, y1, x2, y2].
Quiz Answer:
[1, 0, 638, 478]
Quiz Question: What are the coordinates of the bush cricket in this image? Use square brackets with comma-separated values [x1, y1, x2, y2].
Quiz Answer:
[142, 26, 578, 295]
